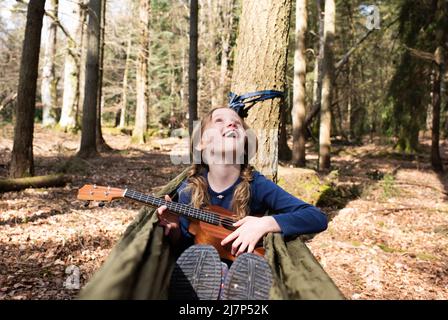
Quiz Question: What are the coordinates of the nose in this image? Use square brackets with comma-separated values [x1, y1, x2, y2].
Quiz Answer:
[226, 120, 237, 129]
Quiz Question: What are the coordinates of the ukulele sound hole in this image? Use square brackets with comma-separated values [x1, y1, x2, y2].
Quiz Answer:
[220, 218, 237, 231]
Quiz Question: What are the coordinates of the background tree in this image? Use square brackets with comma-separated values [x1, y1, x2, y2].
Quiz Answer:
[132, 0, 150, 144]
[40, 0, 58, 127]
[59, 0, 86, 131]
[318, 0, 335, 171]
[188, 0, 198, 137]
[429, 0, 447, 172]
[291, 0, 307, 167]
[9, 0, 46, 178]
[95, 0, 111, 151]
[118, 38, 132, 129]
[387, 1, 435, 153]
[78, 0, 102, 158]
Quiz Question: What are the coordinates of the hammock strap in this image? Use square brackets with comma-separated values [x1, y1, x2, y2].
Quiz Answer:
[228, 90, 284, 118]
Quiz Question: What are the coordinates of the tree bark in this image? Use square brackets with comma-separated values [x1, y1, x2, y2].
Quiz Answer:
[204, 0, 219, 109]
[318, 0, 335, 171]
[132, 0, 151, 144]
[59, 0, 85, 131]
[231, 0, 292, 181]
[218, 0, 235, 107]
[311, 0, 324, 132]
[9, 0, 46, 178]
[41, 0, 58, 127]
[119, 38, 132, 129]
[95, 0, 112, 152]
[291, 0, 307, 167]
[188, 0, 199, 137]
[0, 174, 70, 192]
[78, 0, 102, 158]
[431, 0, 446, 172]
[278, 95, 292, 161]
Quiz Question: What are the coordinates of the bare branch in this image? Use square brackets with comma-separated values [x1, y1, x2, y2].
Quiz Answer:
[404, 45, 435, 63]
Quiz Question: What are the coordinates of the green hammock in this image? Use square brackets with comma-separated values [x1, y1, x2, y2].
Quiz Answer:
[78, 168, 345, 300]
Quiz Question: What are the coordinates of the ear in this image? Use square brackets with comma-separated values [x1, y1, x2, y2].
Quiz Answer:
[193, 138, 206, 152]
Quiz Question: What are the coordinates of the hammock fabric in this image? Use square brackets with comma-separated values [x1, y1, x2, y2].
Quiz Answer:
[78, 168, 345, 300]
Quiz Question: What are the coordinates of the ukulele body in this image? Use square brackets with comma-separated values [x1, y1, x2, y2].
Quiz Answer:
[187, 205, 265, 261]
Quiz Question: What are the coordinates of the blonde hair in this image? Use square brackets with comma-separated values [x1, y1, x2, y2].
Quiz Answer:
[184, 107, 256, 218]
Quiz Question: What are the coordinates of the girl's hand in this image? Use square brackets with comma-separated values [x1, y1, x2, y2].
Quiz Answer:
[157, 195, 181, 238]
[220, 216, 281, 257]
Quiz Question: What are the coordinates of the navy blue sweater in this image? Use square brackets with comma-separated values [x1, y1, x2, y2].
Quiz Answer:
[176, 170, 328, 240]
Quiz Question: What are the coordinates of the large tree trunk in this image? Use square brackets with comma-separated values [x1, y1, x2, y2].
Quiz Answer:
[95, 0, 111, 151]
[231, 0, 292, 181]
[9, 0, 46, 178]
[59, 1, 85, 131]
[132, 0, 151, 144]
[188, 0, 198, 137]
[318, 0, 335, 171]
[291, 0, 307, 167]
[119, 38, 132, 129]
[218, 0, 235, 107]
[41, 0, 58, 127]
[204, 0, 219, 109]
[78, 0, 102, 158]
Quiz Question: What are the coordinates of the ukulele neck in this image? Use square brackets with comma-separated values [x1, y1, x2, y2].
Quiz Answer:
[124, 189, 220, 225]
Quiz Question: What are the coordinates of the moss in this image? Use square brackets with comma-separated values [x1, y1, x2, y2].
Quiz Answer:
[377, 243, 405, 254]
[277, 166, 359, 209]
[377, 243, 396, 253]
[381, 173, 399, 199]
[56, 158, 90, 175]
[415, 252, 438, 261]
[351, 240, 362, 247]
[130, 135, 145, 145]
[277, 167, 326, 205]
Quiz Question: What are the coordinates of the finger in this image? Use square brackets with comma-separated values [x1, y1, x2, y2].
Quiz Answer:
[233, 217, 247, 227]
[236, 241, 249, 257]
[231, 238, 242, 256]
[221, 230, 239, 246]
[247, 242, 256, 254]
[164, 224, 171, 236]
[164, 195, 172, 202]
[157, 205, 167, 216]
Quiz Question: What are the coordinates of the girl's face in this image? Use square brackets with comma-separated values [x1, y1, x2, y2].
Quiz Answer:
[200, 108, 247, 164]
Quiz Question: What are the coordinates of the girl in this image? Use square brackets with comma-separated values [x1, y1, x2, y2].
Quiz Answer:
[157, 107, 327, 300]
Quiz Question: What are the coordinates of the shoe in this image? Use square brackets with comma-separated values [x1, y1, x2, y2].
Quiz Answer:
[221, 253, 273, 300]
[169, 244, 222, 300]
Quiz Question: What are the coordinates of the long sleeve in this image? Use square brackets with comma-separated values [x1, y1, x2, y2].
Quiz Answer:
[176, 182, 195, 244]
[251, 173, 328, 237]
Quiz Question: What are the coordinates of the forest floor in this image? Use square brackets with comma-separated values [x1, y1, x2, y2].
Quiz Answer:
[0, 124, 447, 300]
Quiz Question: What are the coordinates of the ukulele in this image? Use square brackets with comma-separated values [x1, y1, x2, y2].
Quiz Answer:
[77, 185, 265, 261]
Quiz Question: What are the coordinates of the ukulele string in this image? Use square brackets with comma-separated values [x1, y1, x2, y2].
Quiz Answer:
[96, 187, 241, 228]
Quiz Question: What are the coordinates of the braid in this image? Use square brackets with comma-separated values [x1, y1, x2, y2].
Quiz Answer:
[231, 165, 254, 218]
[185, 164, 210, 209]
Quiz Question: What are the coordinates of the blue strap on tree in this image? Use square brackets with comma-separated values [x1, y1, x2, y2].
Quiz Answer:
[228, 90, 285, 118]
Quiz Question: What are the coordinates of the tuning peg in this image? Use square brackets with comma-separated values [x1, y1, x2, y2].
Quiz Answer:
[83, 201, 90, 208]
[98, 201, 105, 208]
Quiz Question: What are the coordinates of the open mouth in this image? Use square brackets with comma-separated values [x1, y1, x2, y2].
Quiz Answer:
[223, 130, 237, 138]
